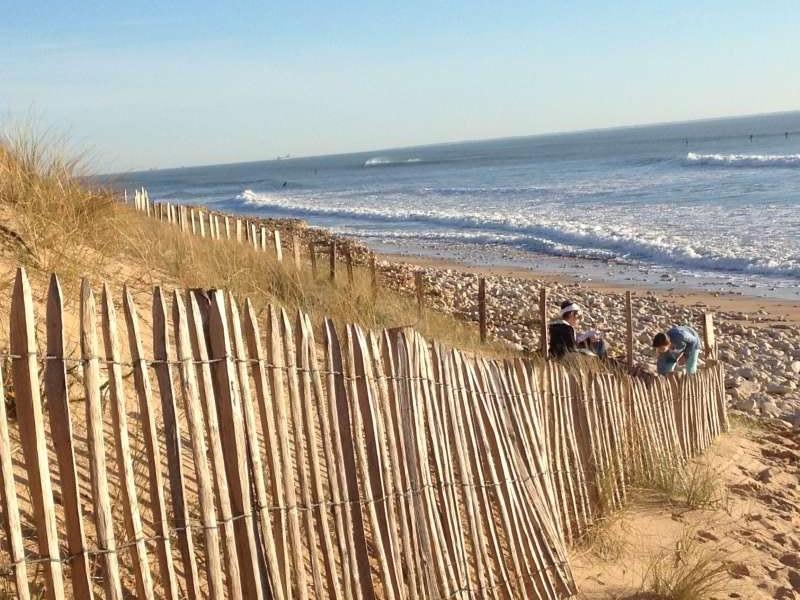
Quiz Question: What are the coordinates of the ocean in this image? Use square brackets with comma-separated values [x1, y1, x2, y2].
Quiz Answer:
[112, 111, 800, 299]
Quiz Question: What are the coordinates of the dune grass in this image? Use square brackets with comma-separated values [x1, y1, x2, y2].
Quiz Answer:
[633, 457, 725, 511]
[0, 128, 124, 281]
[0, 128, 512, 355]
[635, 532, 730, 600]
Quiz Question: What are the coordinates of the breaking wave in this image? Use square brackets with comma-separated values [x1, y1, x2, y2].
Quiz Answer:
[686, 152, 800, 167]
[363, 156, 423, 167]
[237, 189, 800, 279]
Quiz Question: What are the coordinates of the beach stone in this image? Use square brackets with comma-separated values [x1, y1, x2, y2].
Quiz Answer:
[737, 367, 756, 380]
[781, 554, 800, 569]
[759, 398, 782, 418]
[791, 361, 800, 375]
[767, 382, 793, 396]
[729, 562, 750, 578]
[774, 586, 795, 599]
[726, 375, 744, 389]
[731, 380, 760, 402]
[734, 397, 757, 413]
[756, 467, 774, 483]
[788, 570, 800, 591]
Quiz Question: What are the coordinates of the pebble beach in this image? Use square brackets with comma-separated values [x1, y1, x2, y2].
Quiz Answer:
[370, 249, 800, 426]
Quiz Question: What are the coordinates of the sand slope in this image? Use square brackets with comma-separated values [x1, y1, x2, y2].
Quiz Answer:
[571, 418, 800, 599]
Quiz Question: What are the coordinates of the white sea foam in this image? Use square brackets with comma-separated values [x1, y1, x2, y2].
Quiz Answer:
[686, 152, 800, 167]
[363, 156, 423, 167]
[237, 189, 800, 279]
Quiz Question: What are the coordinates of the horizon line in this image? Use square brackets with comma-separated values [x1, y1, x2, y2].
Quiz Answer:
[105, 108, 800, 177]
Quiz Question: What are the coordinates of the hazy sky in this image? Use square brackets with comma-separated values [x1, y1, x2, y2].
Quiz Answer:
[3, 1, 798, 173]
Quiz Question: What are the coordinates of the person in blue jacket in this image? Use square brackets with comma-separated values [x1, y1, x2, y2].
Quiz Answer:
[652, 325, 702, 375]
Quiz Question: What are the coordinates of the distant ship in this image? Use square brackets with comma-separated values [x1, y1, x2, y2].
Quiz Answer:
[275, 154, 291, 160]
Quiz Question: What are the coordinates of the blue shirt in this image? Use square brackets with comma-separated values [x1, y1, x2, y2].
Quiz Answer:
[666, 325, 700, 354]
[657, 352, 678, 375]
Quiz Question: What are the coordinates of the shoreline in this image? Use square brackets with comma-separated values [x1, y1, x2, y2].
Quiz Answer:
[377, 249, 800, 325]
[172, 206, 800, 423]
[322, 229, 798, 424]
[362, 236, 800, 301]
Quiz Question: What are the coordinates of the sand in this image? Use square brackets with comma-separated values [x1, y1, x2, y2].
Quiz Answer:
[570, 418, 800, 599]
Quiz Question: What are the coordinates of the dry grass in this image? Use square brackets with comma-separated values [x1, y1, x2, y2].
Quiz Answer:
[728, 411, 769, 433]
[634, 458, 725, 511]
[0, 128, 124, 281]
[577, 512, 630, 562]
[634, 533, 729, 600]
[577, 469, 630, 561]
[0, 128, 512, 355]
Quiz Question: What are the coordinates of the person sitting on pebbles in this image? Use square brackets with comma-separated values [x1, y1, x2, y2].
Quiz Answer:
[549, 300, 580, 358]
[653, 325, 702, 375]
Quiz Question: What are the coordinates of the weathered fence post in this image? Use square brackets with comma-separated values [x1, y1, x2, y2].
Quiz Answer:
[625, 291, 634, 369]
[274, 230, 283, 262]
[171, 292, 225, 600]
[292, 234, 302, 268]
[153, 288, 202, 600]
[100, 285, 155, 600]
[10, 268, 67, 600]
[703, 313, 716, 360]
[539, 287, 549, 357]
[345, 247, 354, 285]
[207, 292, 268, 600]
[0, 358, 29, 600]
[80, 280, 124, 600]
[123, 288, 181, 600]
[370, 255, 378, 299]
[415, 270, 425, 319]
[478, 277, 487, 343]
[329, 241, 337, 282]
[309, 241, 318, 276]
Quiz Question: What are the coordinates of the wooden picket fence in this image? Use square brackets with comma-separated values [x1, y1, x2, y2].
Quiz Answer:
[129, 189, 290, 263]
[0, 266, 727, 599]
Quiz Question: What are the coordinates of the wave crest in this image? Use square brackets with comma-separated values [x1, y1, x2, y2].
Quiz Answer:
[363, 156, 423, 167]
[686, 152, 800, 167]
[236, 189, 800, 279]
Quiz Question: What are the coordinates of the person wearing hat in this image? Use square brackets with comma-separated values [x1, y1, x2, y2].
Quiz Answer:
[549, 300, 581, 358]
[652, 325, 702, 375]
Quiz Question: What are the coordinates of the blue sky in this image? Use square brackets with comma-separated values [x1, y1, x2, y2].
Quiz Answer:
[2, 1, 798, 172]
